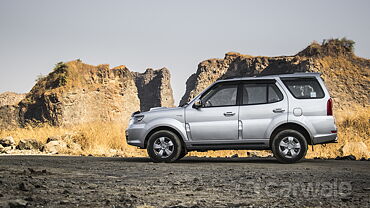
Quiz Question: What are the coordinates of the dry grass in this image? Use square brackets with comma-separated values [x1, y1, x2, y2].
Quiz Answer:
[0, 121, 146, 157]
[1, 107, 368, 159]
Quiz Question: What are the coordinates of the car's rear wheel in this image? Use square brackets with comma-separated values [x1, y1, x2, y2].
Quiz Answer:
[271, 129, 308, 163]
[147, 130, 183, 163]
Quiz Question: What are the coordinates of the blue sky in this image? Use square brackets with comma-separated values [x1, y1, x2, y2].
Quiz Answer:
[0, 0, 369, 104]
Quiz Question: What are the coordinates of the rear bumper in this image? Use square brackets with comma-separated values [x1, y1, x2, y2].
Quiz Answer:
[312, 133, 338, 145]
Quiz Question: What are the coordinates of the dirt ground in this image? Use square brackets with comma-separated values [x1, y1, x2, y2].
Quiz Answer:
[0, 156, 369, 208]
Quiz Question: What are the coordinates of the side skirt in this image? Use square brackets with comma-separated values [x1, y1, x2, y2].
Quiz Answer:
[185, 140, 270, 151]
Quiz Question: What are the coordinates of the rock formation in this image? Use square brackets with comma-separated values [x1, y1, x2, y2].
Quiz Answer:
[180, 39, 370, 110]
[0, 92, 25, 129]
[133, 68, 174, 111]
[0, 60, 174, 129]
[0, 92, 25, 107]
[17, 62, 141, 126]
[0, 105, 22, 129]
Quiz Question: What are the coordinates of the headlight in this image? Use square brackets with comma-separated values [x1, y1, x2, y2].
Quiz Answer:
[134, 115, 144, 123]
[129, 114, 144, 125]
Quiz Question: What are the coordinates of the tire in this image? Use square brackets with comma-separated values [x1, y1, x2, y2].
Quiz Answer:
[177, 149, 188, 161]
[147, 130, 183, 163]
[271, 129, 308, 163]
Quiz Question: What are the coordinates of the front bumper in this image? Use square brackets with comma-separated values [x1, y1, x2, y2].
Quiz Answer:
[312, 133, 338, 145]
[125, 123, 146, 148]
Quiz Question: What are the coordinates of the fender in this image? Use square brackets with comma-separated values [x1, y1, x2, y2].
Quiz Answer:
[144, 117, 188, 146]
[286, 117, 316, 139]
[268, 120, 314, 146]
[264, 118, 289, 139]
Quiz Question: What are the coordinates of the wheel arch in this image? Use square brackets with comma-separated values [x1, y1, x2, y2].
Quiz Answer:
[269, 122, 313, 147]
[144, 126, 186, 149]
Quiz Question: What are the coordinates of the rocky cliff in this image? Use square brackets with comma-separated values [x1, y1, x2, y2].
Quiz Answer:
[133, 68, 174, 112]
[0, 92, 26, 129]
[18, 61, 141, 127]
[0, 92, 25, 107]
[0, 61, 174, 129]
[180, 39, 370, 110]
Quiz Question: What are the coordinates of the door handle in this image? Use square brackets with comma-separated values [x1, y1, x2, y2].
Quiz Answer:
[273, 108, 285, 113]
[224, 112, 236, 116]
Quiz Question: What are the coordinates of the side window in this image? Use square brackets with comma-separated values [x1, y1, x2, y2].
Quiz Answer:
[242, 83, 283, 105]
[243, 84, 267, 105]
[268, 84, 283, 103]
[282, 78, 324, 99]
[201, 84, 238, 107]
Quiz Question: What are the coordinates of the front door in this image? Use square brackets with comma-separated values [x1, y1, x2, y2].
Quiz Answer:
[185, 83, 239, 141]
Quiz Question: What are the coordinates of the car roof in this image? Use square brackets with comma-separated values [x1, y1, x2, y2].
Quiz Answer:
[216, 72, 321, 83]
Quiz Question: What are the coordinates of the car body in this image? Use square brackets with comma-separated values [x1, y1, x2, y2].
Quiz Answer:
[126, 72, 337, 163]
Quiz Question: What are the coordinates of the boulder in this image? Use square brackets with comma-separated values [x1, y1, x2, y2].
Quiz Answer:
[17, 139, 43, 150]
[0, 143, 4, 152]
[44, 134, 82, 154]
[67, 142, 82, 152]
[42, 140, 68, 154]
[0, 136, 15, 147]
[1, 146, 13, 154]
[46, 136, 60, 143]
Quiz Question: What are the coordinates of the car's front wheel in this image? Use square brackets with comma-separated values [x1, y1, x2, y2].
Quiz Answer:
[271, 129, 308, 163]
[147, 130, 183, 163]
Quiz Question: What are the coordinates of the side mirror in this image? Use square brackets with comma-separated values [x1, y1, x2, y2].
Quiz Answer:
[192, 100, 203, 109]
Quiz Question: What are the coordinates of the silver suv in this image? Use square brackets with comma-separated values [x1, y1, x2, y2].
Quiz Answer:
[126, 73, 337, 163]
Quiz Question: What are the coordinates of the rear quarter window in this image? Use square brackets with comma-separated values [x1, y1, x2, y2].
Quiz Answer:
[281, 78, 325, 99]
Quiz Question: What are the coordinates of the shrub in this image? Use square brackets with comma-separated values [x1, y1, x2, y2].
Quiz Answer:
[322, 38, 355, 54]
[35, 74, 46, 83]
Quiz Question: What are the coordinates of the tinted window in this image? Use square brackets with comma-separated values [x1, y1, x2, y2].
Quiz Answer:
[282, 78, 324, 99]
[201, 84, 238, 107]
[269, 84, 284, 103]
[243, 84, 267, 105]
[242, 83, 283, 105]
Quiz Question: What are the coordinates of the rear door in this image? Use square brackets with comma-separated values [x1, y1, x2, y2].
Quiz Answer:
[239, 80, 288, 141]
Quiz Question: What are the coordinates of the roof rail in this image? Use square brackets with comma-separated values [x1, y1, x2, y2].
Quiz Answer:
[255, 72, 321, 77]
[223, 76, 247, 80]
[255, 72, 296, 77]
[220, 72, 321, 81]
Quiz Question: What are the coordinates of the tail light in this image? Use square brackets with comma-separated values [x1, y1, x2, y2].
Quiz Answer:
[327, 98, 333, 116]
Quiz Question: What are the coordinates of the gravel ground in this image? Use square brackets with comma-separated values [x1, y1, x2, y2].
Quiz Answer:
[0, 155, 369, 208]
